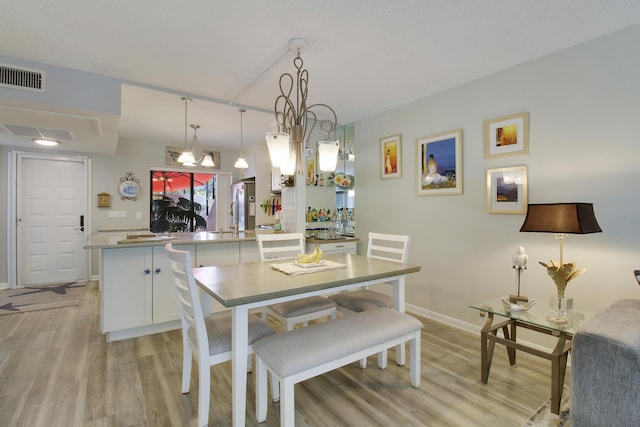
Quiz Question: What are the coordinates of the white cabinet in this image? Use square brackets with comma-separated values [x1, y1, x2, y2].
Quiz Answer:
[101, 244, 195, 339]
[240, 240, 260, 263]
[306, 240, 357, 255]
[195, 242, 239, 267]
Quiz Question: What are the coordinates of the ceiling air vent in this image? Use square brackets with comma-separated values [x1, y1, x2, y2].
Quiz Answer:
[0, 63, 45, 92]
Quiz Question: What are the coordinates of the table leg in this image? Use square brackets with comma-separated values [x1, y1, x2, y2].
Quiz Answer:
[232, 306, 249, 427]
[503, 322, 516, 366]
[480, 312, 495, 383]
[393, 276, 406, 366]
[550, 333, 569, 415]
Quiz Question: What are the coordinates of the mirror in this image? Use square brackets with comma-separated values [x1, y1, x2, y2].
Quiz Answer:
[304, 123, 355, 237]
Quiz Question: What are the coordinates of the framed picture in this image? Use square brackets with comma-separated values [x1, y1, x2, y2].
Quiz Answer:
[306, 158, 316, 186]
[483, 112, 529, 159]
[486, 165, 528, 214]
[165, 146, 184, 166]
[380, 133, 402, 179]
[416, 129, 462, 196]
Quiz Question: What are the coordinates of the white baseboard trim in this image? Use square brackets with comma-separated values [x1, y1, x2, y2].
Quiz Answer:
[0, 282, 8, 290]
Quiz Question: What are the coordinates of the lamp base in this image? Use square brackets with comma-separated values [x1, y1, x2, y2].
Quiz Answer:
[546, 315, 569, 324]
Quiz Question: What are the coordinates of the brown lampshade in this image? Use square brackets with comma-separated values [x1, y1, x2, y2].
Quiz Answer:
[520, 203, 602, 234]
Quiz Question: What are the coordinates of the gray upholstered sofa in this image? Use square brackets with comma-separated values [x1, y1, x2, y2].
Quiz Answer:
[571, 299, 640, 426]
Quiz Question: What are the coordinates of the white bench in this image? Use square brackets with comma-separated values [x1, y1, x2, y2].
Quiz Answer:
[253, 308, 423, 426]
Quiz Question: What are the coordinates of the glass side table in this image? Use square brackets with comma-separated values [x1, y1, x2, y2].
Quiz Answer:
[468, 297, 595, 414]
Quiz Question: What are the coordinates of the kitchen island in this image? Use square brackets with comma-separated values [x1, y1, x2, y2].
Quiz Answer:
[85, 231, 360, 341]
[84, 231, 264, 341]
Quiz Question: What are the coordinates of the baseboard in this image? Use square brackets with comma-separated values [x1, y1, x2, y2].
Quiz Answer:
[0, 282, 8, 290]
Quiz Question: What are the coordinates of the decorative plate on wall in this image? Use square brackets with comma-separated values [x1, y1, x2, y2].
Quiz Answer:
[119, 172, 140, 200]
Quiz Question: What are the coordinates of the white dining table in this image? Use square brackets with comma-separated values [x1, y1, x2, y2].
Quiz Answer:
[192, 253, 421, 427]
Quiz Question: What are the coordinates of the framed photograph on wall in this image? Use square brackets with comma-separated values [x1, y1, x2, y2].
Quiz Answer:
[416, 129, 462, 196]
[483, 112, 529, 159]
[486, 165, 528, 214]
[306, 157, 315, 186]
[380, 133, 402, 179]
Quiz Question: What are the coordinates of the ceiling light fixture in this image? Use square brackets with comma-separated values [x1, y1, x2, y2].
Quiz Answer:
[265, 38, 339, 175]
[234, 108, 249, 169]
[176, 96, 214, 168]
[177, 97, 195, 165]
[32, 137, 59, 146]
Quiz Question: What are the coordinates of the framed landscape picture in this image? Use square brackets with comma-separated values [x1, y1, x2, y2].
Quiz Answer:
[483, 112, 529, 159]
[380, 134, 402, 179]
[416, 129, 462, 196]
[486, 165, 528, 214]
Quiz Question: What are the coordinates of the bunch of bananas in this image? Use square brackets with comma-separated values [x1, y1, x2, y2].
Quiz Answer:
[296, 246, 324, 264]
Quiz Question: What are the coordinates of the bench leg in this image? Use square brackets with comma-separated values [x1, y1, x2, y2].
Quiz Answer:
[410, 331, 421, 388]
[256, 357, 268, 423]
[280, 378, 296, 427]
[377, 350, 388, 369]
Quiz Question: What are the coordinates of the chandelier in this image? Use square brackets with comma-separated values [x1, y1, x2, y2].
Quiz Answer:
[265, 38, 340, 175]
[177, 97, 215, 168]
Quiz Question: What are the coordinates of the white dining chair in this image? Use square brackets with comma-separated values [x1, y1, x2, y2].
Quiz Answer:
[328, 232, 411, 367]
[256, 233, 337, 331]
[165, 243, 278, 427]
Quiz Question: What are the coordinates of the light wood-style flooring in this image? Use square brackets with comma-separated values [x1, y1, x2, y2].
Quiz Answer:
[0, 281, 560, 426]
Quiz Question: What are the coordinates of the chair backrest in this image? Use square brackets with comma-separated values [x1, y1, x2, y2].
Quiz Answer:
[255, 233, 305, 261]
[367, 232, 411, 264]
[165, 243, 209, 356]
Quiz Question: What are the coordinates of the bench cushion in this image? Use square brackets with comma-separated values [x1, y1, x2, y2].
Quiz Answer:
[252, 308, 422, 378]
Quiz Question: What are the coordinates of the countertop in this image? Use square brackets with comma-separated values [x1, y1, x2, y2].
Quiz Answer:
[85, 231, 360, 250]
[305, 237, 359, 245]
[84, 230, 266, 249]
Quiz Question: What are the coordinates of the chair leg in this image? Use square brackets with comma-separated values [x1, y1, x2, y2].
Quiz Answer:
[410, 332, 421, 388]
[181, 340, 192, 393]
[256, 357, 268, 423]
[197, 361, 210, 427]
[280, 378, 295, 427]
[261, 307, 269, 322]
[270, 372, 280, 403]
[396, 342, 406, 366]
[285, 318, 295, 331]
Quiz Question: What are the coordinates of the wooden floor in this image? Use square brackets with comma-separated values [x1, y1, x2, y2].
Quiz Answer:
[0, 281, 560, 426]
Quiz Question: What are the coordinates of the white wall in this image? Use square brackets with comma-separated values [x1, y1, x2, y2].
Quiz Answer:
[354, 25, 640, 340]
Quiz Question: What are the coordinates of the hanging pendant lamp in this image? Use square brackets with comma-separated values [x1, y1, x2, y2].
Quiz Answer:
[265, 38, 339, 175]
[234, 108, 249, 169]
[177, 97, 195, 165]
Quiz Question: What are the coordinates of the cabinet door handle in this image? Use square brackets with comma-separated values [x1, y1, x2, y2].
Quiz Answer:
[335, 245, 344, 248]
[144, 268, 151, 275]
[155, 268, 161, 275]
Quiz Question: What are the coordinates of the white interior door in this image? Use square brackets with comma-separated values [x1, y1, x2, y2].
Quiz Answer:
[18, 154, 88, 286]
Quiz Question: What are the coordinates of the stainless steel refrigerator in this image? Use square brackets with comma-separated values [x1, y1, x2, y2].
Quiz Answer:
[230, 181, 256, 231]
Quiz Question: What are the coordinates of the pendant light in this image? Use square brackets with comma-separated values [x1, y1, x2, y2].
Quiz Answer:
[265, 38, 339, 174]
[177, 96, 214, 168]
[177, 97, 196, 165]
[234, 108, 249, 169]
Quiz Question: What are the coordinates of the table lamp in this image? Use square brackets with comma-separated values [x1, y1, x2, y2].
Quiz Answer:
[520, 203, 602, 322]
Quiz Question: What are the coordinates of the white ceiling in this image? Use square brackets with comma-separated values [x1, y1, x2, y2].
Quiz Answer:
[2, 0, 640, 154]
